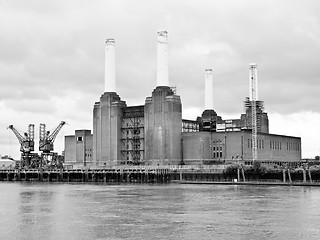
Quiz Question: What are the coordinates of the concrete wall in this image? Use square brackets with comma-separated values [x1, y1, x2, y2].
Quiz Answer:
[144, 86, 182, 165]
[65, 135, 76, 164]
[64, 130, 93, 166]
[181, 132, 211, 165]
[93, 92, 126, 166]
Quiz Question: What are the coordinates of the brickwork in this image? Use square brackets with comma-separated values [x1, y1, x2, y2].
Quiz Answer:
[93, 92, 126, 166]
[182, 131, 301, 164]
[144, 86, 182, 165]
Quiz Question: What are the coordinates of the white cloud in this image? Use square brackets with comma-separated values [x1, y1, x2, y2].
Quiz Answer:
[0, 0, 320, 159]
[269, 112, 320, 158]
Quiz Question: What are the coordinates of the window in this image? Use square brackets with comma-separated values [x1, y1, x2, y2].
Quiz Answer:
[77, 136, 83, 142]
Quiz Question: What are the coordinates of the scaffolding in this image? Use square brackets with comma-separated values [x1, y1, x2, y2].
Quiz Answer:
[244, 97, 264, 132]
[121, 106, 144, 165]
[182, 119, 199, 132]
[249, 64, 258, 161]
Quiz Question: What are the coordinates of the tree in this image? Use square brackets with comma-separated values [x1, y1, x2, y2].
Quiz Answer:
[251, 161, 267, 175]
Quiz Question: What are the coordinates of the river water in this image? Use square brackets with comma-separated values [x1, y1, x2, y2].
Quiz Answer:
[0, 182, 319, 240]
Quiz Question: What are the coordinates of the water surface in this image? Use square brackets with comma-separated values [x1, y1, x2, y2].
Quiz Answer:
[0, 182, 319, 239]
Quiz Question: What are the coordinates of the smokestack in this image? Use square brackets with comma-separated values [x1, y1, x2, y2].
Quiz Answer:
[205, 69, 214, 110]
[156, 30, 169, 87]
[105, 38, 116, 92]
[249, 63, 258, 101]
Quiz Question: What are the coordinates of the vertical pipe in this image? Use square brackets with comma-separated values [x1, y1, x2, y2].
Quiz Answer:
[283, 169, 286, 183]
[287, 169, 292, 183]
[156, 30, 169, 87]
[237, 168, 240, 182]
[105, 39, 116, 92]
[205, 69, 214, 110]
[308, 168, 313, 183]
[241, 168, 246, 182]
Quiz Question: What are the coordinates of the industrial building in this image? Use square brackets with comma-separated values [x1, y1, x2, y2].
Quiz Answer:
[64, 30, 301, 167]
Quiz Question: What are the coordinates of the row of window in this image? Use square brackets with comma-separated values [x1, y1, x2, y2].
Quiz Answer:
[213, 152, 223, 158]
[85, 149, 92, 158]
[248, 139, 265, 149]
[270, 140, 281, 150]
[125, 144, 141, 149]
[212, 139, 223, 159]
[247, 139, 300, 151]
[212, 146, 223, 151]
[287, 142, 300, 151]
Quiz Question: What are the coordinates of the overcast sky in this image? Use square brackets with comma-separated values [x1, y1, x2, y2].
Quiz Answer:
[1, 0, 319, 159]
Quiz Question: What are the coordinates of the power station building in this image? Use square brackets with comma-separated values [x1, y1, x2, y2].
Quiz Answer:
[64, 30, 301, 167]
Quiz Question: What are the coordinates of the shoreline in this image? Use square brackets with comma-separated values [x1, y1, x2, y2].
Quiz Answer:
[172, 180, 320, 187]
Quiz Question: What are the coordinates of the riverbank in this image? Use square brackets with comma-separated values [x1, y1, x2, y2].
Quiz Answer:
[172, 179, 320, 187]
[1, 165, 320, 186]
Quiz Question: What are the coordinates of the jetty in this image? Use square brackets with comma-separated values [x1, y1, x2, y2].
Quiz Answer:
[0, 167, 170, 183]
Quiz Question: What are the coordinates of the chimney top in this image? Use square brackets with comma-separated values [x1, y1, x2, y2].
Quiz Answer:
[157, 29, 168, 36]
[205, 68, 214, 110]
[157, 30, 168, 44]
[106, 38, 115, 46]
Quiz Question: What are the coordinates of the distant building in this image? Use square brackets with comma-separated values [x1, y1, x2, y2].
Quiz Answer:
[65, 130, 93, 166]
[64, 31, 301, 167]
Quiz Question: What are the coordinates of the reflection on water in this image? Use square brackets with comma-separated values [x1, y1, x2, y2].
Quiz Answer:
[0, 183, 320, 240]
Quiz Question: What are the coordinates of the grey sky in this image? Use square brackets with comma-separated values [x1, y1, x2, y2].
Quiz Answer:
[1, 0, 319, 158]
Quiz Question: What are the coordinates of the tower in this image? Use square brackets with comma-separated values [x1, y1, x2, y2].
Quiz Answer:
[249, 63, 258, 161]
[199, 69, 222, 132]
[144, 30, 182, 165]
[205, 69, 214, 110]
[93, 39, 126, 166]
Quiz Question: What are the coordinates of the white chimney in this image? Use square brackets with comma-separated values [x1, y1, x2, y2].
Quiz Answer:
[249, 63, 258, 101]
[205, 69, 214, 110]
[105, 38, 116, 92]
[156, 30, 169, 87]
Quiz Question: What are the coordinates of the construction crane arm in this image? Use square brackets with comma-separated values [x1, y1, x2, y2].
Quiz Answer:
[7, 125, 25, 145]
[39, 121, 66, 153]
[8, 124, 34, 153]
[47, 121, 66, 143]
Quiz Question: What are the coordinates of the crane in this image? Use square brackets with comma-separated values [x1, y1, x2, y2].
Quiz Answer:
[7, 124, 36, 167]
[39, 121, 66, 168]
[249, 63, 258, 162]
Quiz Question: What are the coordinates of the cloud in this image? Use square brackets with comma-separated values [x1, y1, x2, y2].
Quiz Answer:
[0, 0, 320, 158]
[269, 112, 320, 158]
